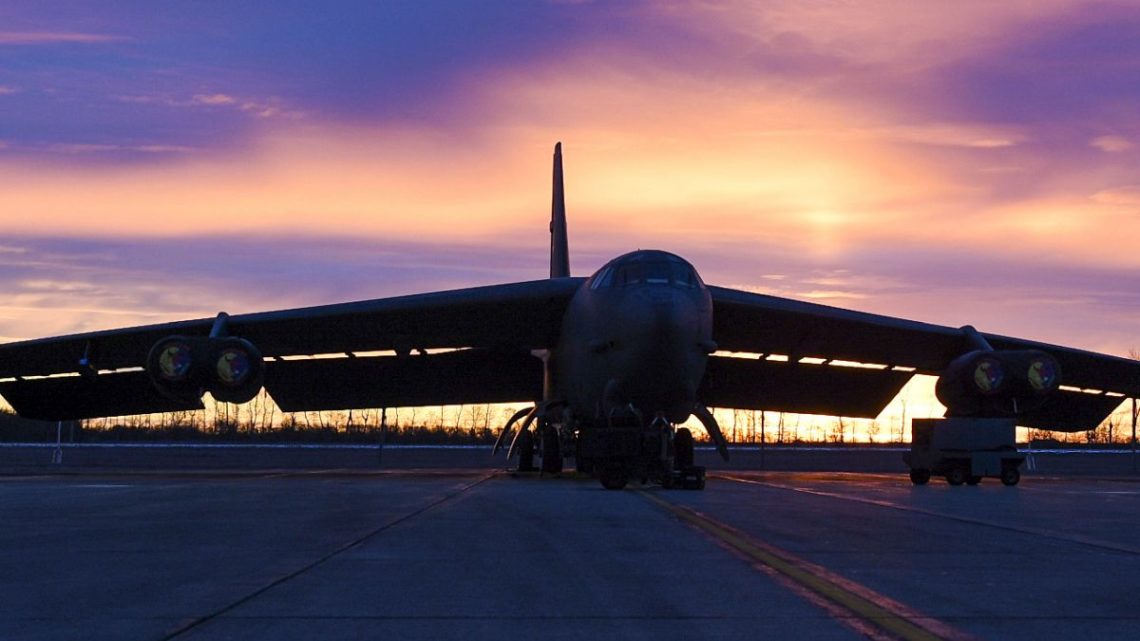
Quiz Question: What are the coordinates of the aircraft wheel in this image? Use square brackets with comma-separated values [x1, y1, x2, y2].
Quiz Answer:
[1000, 466, 1021, 486]
[575, 438, 595, 474]
[945, 466, 966, 486]
[599, 466, 628, 490]
[540, 424, 562, 474]
[909, 468, 931, 485]
[966, 476, 982, 486]
[674, 428, 695, 470]
[516, 430, 535, 472]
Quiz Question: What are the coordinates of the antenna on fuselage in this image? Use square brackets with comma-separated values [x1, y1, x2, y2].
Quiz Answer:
[550, 142, 570, 278]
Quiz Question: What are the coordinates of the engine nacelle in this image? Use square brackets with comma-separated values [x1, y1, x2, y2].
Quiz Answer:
[935, 349, 1061, 417]
[147, 336, 265, 404]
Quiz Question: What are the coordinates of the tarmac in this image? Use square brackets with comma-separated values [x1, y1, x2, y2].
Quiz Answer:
[2, 449, 1139, 641]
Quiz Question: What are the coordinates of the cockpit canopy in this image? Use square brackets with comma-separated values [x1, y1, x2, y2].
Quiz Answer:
[589, 250, 704, 290]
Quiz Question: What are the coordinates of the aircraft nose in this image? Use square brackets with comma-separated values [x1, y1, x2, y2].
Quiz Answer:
[610, 288, 706, 420]
[628, 289, 694, 347]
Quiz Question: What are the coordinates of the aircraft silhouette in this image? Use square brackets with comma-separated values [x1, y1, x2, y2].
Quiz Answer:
[1, 143, 1137, 489]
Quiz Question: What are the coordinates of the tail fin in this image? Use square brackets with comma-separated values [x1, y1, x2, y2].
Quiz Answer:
[550, 142, 570, 278]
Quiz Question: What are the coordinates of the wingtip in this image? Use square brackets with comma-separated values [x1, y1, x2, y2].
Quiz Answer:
[554, 141, 562, 155]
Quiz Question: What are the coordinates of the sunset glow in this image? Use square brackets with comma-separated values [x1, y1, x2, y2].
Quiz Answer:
[2, 2, 1137, 432]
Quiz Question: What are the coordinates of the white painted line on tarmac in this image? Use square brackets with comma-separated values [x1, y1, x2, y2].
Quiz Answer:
[723, 475, 1140, 556]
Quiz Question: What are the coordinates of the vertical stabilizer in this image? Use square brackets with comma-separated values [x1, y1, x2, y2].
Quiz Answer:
[550, 142, 570, 278]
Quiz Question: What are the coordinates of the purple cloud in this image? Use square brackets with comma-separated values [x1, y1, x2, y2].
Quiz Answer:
[0, 1, 691, 158]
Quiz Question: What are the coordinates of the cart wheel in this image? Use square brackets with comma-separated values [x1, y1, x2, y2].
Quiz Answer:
[1000, 466, 1021, 486]
[909, 468, 931, 485]
[945, 466, 966, 486]
[966, 476, 982, 486]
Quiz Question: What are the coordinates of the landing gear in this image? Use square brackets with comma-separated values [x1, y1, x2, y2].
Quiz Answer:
[575, 434, 595, 474]
[516, 429, 535, 472]
[574, 417, 706, 491]
[909, 468, 931, 485]
[674, 428, 694, 469]
[966, 476, 982, 486]
[670, 427, 705, 490]
[540, 423, 563, 474]
[599, 464, 628, 490]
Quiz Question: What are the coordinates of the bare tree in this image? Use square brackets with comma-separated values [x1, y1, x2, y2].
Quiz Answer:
[867, 420, 881, 444]
[830, 417, 847, 444]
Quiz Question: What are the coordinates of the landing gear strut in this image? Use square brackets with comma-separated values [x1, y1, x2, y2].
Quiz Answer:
[670, 427, 705, 490]
[579, 418, 706, 491]
[516, 429, 535, 472]
[540, 423, 563, 474]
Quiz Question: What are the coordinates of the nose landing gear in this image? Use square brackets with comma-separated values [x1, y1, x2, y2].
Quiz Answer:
[670, 427, 706, 490]
[576, 416, 706, 490]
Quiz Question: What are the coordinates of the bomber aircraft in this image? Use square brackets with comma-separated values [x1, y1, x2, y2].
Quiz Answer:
[1, 144, 1138, 489]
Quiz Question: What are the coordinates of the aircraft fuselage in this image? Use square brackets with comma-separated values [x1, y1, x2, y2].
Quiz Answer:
[550, 250, 713, 425]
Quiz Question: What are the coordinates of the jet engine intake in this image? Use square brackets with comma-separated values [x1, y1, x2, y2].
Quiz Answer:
[936, 349, 1060, 417]
[146, 336, 264, 404]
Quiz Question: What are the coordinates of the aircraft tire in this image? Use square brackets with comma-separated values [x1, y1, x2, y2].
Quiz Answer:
[575, 438, 595, 474]
[576, 457, 595, 474]
[599, 465, 628, 490]
[909, 468, 931, 485]
[945, 466, 966, 486]
[674, 428, 695, 470]
[684, 472, 706, 490]
[541, 424, 562, 474]
[517, 430, 535, 472]
[1000, 466, 1021, 486]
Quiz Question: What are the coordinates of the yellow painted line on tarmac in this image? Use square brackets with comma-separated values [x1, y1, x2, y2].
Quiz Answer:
[641, 491, 975, 641]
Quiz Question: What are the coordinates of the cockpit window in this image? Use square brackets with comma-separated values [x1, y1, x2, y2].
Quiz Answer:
[591, 260, 701, 289]
[671, 262, 702, 288]
[590, 266, 615, 289]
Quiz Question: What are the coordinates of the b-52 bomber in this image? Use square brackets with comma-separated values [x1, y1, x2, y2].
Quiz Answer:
[1, 144, 1137, 489]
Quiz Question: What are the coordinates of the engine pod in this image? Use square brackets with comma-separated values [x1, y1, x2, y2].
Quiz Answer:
[147, 336, 210, 402]
[208, 337, 265, 404]
[936, 349, 1061, 417]
[147, 335, 265, 404]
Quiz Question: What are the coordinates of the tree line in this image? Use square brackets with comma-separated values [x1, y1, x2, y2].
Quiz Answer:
[2, 398, 1137, 447]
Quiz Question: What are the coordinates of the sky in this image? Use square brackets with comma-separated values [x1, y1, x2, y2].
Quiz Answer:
[1, 1, 1138, 427]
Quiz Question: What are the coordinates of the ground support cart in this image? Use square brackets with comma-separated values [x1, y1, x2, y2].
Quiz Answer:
[904, 417, 1025, 486]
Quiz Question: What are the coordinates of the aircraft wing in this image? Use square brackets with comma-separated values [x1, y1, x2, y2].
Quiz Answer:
[704, 286, 1140, 430]
[0, 278, 585, 420]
